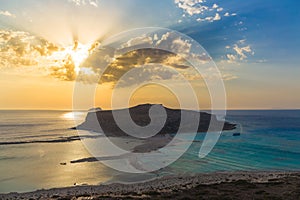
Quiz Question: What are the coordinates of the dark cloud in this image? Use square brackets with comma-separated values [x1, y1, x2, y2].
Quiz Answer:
[99, 49, 191, 84]
[75, 48, 203, 87]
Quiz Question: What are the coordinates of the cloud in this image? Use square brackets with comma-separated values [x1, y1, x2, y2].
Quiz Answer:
[0, 29, 212, 86]
[81, 46, 210, 87]
[121, 34, 154, 49]
[224, 12, 230, 17]
[213, 13, 221, 21]
[0, 10, 16, 18]
[111, 64, 181, 87]
[174, 0, 238, 24]
[0, 29, 100, 81]
[156, 32, 171, 46]
[212, 3, 218, 9]
[217, 7, 223, 12]
[0, 30, 61, 69]
[163, 54, 190, 69]
[68, 0, 99, 7]
[238, 39, 246, 45]
[226, 54, 237, 63]
[222, 73, 238, 81]
[233, 44, 252, 60]
[50, 55, 76, 81]
[174, 0, 208, 16]
[155, 33, 210, 63]
[197, 13, 221, 22]
[224, 12, 236, 17]
[117, 31, 204, 60]
[171, 38, 192, 55]
[224, 40, 254, 63]
[78, 29, 214, 86]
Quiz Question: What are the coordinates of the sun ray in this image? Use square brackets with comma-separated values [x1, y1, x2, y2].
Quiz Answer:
[46, 40, 99, 78]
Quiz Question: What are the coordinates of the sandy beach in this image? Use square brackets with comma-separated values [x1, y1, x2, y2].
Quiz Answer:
[1, 171, 299, 200]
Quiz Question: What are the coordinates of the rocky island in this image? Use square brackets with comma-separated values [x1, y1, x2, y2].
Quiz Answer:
[74, 104, 236, 137]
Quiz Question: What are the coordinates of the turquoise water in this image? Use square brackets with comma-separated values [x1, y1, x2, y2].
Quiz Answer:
[170, 110, 300, 173]
[0, 110, 300, 192]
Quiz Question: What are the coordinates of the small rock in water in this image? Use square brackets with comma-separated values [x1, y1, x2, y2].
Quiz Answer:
[233, 133, 241, 136]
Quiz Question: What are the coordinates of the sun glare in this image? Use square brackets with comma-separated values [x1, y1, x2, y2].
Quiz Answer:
[65, 41, 91, 74]
[49, 41, 94, 74]
[61, 111, 86, 121]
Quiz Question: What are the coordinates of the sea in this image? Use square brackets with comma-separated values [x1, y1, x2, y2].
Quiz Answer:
[0, 110, 300, 193]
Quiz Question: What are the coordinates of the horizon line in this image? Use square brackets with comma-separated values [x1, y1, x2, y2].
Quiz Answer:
[0, 107, 300, 111]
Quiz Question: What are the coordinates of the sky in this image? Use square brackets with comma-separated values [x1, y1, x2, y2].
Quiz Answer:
[0, 0, 299, 110]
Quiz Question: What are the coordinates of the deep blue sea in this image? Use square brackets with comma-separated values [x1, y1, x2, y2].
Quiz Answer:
[0, 110, 300, 193]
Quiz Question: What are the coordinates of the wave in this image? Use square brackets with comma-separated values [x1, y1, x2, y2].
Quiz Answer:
[0, 123, 51, 128]
[0, 156, 17, 161]
[0, 135, 102, 146]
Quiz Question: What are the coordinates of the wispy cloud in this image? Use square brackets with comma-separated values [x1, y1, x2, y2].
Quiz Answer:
[68, 0, 99, 7]
[233, 44, 253, 60]
[174, 0, 208, 16]
[174, 0, 235, 23]
[197, 12, 221, 22]
[226, 54, 237, 63]
[0, 10, 16, 18]
[225, 40, 254, 63]
[222, 73, 238, 81]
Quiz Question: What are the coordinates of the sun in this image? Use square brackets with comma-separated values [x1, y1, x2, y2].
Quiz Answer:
[64, 41, 91, 74]
[48, 40, 96, 75]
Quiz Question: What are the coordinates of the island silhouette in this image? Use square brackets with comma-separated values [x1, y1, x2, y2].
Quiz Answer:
[74, 104, 236, 137]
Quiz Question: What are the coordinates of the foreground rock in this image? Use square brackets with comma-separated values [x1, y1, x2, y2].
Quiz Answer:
[1, 171, 300, 200]
[74, 104, 236, 137]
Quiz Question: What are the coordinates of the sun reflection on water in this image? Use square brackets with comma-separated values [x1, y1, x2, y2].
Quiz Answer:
[61, 111, 86, 121]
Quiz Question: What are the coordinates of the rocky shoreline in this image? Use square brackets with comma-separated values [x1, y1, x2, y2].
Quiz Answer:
[1, 171, 300, 200]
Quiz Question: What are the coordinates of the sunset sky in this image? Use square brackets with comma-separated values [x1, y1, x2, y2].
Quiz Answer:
[0, 0, 299, 110]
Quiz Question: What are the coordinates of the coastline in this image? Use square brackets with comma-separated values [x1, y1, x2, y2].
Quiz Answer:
[1, 171, 300, 200]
